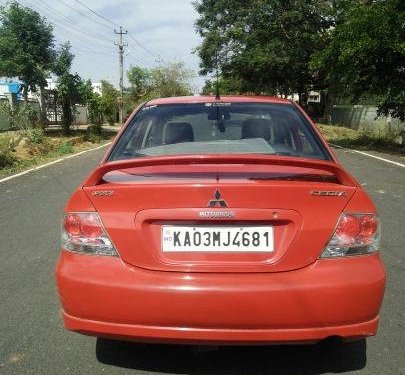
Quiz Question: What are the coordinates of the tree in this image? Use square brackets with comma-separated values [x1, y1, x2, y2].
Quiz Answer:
[80, 79, 103, 133]
[99, 81, 119, 125]
[54, 43, 86, 134]
[201, 76, 243, 95]
[87, 93, 103, 130]
[81, 79, 94, 105]
[150, 61, 194, 98]
[127, 66, 153, 103]
[81, 80, 118, 132]
[194, 0, 333, 102]
[127, 61, 194, 106]
[312, 0, 405, 120]
[0, 2, 55, 103]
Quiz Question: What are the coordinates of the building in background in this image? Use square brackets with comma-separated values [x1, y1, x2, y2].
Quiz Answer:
[92, 82, 102, 96]
[308, 91, 321, 103]
[0, 79, 22, 101]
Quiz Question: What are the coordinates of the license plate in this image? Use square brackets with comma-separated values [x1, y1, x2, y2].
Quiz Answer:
[162, 226, 274, 252]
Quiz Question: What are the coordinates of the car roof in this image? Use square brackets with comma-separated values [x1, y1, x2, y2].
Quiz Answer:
[146, 95, 292, 106]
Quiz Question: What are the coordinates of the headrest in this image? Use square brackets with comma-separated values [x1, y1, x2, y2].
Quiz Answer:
[163, 122, 194, 145]
[241, 118, 271, 141]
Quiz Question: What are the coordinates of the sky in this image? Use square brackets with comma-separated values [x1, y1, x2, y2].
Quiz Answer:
[13, 0, 205, 91]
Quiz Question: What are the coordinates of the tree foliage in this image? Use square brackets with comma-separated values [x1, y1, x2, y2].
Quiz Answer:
[84, 80, 119, 131]
[150, 61, 194, 98]
[82, 80, 103, 132]
[99, 80, 119, 125]
[0, 2, 55, 101]
[127, 66, 153, 103]
[194, 0, 333, 102]
[127, 61, 194, 106]
[312, 0, 405, 120]
[54, 43, 86, 134]
[0, 99, 38, 131]
[195, 0, 405, 119]
[201, 75, 244, 95]
[87, 93, 103, 130]
[0, 2, 93, 130]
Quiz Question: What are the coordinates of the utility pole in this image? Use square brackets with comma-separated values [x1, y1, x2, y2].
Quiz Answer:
[114, 26, 128, 124]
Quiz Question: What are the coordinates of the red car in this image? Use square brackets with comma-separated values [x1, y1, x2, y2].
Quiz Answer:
[56, 96, 385, 346]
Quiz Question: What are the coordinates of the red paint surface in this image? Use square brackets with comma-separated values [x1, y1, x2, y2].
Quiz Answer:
[56, 96, 386, 344]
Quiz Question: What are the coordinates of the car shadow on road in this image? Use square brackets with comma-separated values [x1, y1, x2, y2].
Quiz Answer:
[96, 338, 366, 374]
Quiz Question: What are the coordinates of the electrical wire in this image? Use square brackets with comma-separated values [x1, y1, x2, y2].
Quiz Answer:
[52, 0, 115, 30]
[18, 0, 115, 47]
[127, 32, 162, 61]
[65, 0, 163, 61]
[11, 0, 165, 84]
[127, 51, 150, 67]
[72, 0, 117, 28]
[72, 50, 116, 71]
[18, 0, 163, 63]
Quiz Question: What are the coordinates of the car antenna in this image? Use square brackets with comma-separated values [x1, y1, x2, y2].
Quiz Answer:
[215, 52, 220, 100]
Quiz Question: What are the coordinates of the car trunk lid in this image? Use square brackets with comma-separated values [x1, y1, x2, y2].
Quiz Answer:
[82, 155, 357, 273]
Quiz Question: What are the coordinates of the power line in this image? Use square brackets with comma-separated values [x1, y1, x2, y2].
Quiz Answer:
[19, 0, 163, 64]
[72, 50, 116, 71]
[52, 0, 114, 30]
[18, 0, 115, 48]
[14, 0, 165, 86]
[126, 51, 149, 67]
[72, 0, 117, 28]
[13, 0, 118, 78]
[127, 33, 162, 61]
[64, 0, 163, 61]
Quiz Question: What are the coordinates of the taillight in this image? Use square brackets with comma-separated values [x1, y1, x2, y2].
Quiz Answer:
[62, 213, 118, 256]
[321, 213, 380, 258]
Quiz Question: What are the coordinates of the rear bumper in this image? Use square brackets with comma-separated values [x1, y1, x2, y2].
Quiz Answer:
[56, 252, 385, 344]
[63, 313, 379, 344]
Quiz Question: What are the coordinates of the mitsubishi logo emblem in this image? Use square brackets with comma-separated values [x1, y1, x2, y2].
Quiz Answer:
[208, 190, 228, 208]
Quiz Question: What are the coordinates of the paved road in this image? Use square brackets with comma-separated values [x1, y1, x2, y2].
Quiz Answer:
[0, 147, 403, 375]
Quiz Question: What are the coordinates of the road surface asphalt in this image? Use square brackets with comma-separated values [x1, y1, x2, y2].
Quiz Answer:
[0, 146, 403, 375]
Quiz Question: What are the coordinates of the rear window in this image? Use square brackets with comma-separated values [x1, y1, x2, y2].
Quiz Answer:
[108, 103, 330, 161]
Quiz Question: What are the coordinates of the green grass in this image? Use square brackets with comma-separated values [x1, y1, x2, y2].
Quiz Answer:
[2, 124, 403, 179]
[317, 124, 405, 155]
[0, 128, 117, 179]
[0, 132, 11, 147]
[56, 141, 74, 155]
[0, 133, 15, 168]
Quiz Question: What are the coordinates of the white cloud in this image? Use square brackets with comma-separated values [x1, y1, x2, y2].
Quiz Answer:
[17, 0, 204, 90]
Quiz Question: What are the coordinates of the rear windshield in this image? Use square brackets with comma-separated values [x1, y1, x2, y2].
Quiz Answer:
[108, 103, 330, 161]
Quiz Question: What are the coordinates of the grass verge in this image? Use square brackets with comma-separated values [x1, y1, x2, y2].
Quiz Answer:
[0, 127, 117, 179]
[2, 123, 403, 180]
[317, 124, 405, 156]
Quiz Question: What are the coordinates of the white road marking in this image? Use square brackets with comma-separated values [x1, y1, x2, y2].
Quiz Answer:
[331, 143, 405, 168]
[0, 143, 111, 184]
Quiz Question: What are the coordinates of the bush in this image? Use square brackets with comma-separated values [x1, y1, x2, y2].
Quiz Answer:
[26, 128, 46, 144]
[318, 123, 405, 153]
[0, 148, 16, 168]
[0, 102, 39, 131]
[86, 133, 103, 144]
[84, 126, 103, 143]
[56, 141, 74, 155]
